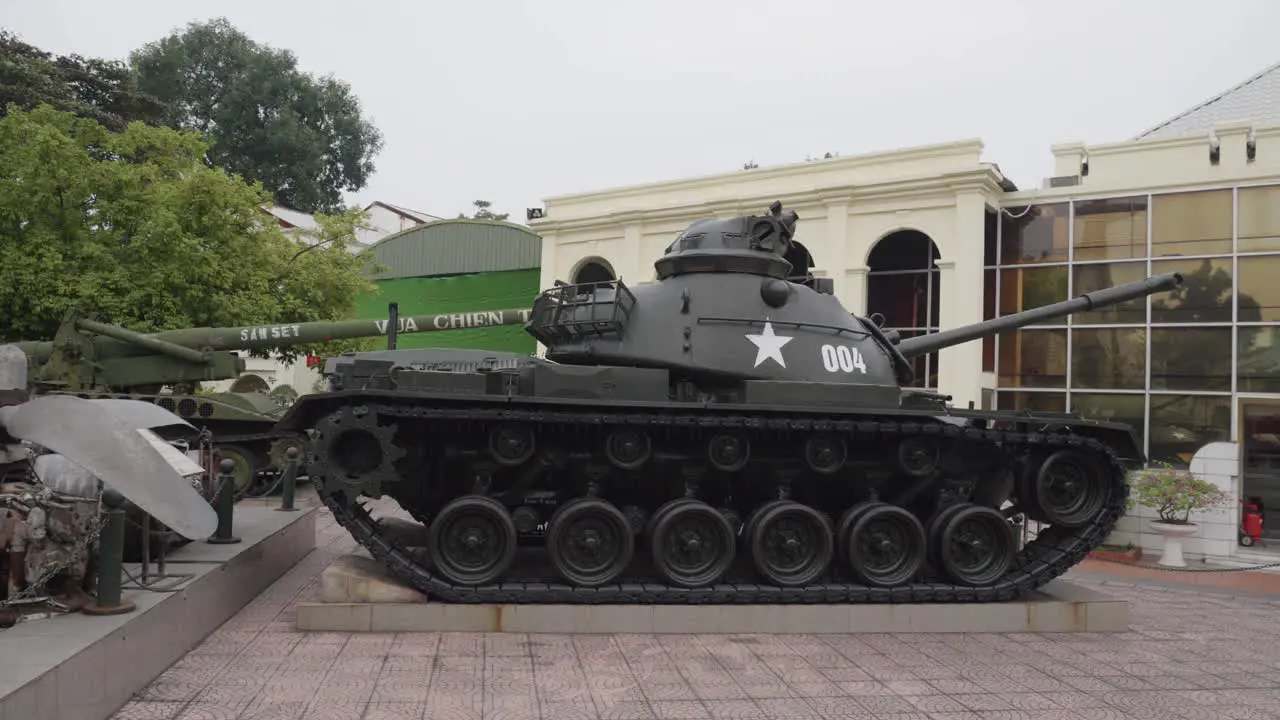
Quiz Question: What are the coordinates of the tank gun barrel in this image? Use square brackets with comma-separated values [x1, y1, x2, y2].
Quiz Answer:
[896, 272, 1184, 359]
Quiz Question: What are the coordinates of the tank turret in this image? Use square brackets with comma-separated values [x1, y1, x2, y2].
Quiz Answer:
[527, 201, 1180, 404]
[278, 201, 1185, 610]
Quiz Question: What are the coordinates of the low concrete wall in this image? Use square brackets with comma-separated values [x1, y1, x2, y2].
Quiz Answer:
[0, 504, 318, 720]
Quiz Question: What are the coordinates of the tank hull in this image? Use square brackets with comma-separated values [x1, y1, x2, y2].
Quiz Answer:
[281, 358, 1138, 605]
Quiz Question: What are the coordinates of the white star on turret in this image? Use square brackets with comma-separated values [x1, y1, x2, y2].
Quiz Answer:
[746, 321, 793, 368]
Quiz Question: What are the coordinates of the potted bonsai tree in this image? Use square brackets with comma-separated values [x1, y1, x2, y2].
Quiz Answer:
[1128, 461, 1230, 568]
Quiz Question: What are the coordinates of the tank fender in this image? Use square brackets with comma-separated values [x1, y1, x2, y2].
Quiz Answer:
[520, 363, 671, 402]
[1050, 424, 1144, 467]
[273, 391, 370, 432]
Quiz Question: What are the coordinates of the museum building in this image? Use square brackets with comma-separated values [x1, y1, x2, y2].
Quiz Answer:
[528, 62, 1280, 563]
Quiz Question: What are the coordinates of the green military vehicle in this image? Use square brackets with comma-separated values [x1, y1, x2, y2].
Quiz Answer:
[14, 306, 534, 495]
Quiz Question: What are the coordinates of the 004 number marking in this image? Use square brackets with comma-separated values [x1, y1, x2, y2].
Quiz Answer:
[820, 344, 868, 374]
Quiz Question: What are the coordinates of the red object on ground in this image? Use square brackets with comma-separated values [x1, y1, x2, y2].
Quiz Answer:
[1241, 497, 1265, 546]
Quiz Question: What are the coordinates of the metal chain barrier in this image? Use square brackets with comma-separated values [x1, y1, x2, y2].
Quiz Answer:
[236, 471, 288, 501]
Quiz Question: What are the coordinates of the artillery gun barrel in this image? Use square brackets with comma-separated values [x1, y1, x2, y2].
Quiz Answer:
[153, 308, 535, 352]
[896, 272, 1183, 359]
[14, 308, 536, 363]
[74, 317, 209, 364]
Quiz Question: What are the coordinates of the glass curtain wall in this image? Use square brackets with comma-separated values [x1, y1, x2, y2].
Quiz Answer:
[987, 185, 1280, 468]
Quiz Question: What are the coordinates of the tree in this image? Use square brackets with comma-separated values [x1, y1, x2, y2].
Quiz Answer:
[128, 18, 384, 214]
[267, 383, 299, 408]
[267, 207, 388, 360]
[458, 199, 509, 221]
[0, 30, 166, 131]
[0, 103, 378, 363]
[1151, 258, 1258, 322]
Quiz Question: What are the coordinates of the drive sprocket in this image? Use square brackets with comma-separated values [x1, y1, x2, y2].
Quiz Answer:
[310, 405, 405, 498]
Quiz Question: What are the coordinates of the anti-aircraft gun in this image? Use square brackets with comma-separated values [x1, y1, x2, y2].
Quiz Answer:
[12, 307, 534, 495]
[276, 201, 1182, 607]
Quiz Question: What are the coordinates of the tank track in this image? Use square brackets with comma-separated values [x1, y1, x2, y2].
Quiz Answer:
[312, 400, 1129, 605]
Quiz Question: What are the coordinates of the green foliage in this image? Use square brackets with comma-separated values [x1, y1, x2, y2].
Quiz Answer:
[265, 207, 384, 360]
[458, 199, 509, 222]
[1152, 258, 1260, 322]
[267, 383, 298, 408]
[267, 209, 387, 360]
[0, 30, 167, 132]
[1127, 461, 1230, 525]
[0, 103, 376, 363]
[129, 18, 384, 214]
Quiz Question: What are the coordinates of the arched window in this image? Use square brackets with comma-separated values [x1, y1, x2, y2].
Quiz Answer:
[866, 230, 941, 388]
[573, 258, 615, 285]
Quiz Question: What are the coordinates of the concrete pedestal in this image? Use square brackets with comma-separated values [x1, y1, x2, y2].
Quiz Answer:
[296, 552, 1130, 635]
[319, 553, 428, 604]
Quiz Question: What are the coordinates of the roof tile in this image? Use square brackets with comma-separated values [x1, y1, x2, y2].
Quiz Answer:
[1137, 61, 1280, 139]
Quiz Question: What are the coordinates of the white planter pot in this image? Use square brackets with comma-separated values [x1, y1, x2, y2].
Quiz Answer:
[1150, 521, 1198, 568]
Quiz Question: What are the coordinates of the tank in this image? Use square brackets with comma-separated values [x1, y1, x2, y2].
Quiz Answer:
[274, 201, 1183, 605]
[14, 306, 533, 495]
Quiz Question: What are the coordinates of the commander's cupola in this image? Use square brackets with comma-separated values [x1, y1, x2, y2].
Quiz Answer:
[653, 201, 808, 280]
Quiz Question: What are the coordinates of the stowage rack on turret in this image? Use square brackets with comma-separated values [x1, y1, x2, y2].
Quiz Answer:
[276, 201, 1184, 605]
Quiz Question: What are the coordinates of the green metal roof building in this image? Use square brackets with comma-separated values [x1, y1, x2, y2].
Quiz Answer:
[353, 218, 543, 353]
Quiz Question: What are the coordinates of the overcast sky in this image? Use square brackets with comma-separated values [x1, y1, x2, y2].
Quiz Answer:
[5, 1, 1280, 223]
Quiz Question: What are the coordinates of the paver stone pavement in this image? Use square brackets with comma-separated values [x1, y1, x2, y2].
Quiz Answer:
[104, 499, 1280, 720]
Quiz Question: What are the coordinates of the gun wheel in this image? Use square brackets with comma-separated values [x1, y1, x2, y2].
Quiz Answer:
[215, 444, 257, 497]
[268, 436, 307, 474]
